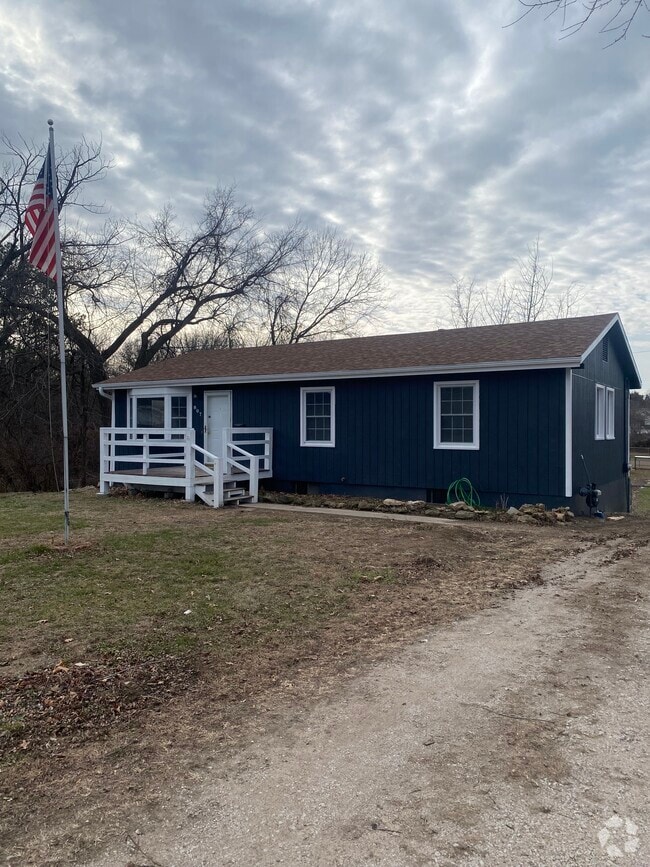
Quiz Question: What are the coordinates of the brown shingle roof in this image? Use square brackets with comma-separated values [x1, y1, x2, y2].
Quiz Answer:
[98, 313, 619, 387]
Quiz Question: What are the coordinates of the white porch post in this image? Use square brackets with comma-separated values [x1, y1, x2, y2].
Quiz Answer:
[98, 429, 109, 495]
[249, 463, 259, 503]
[213, 457, 223, 508]
[142, 435, 150, 474]
[266, 429, 273, 472]
[222, 428, 231, 475]
[185, 428, 196, 501]
[108, 426, 116, 473]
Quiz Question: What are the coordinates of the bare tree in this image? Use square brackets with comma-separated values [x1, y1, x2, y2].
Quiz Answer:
[114, 315, 248, 372]
[3, 179, 302, 378]
[446, 276, 483, 328]
[1, 135, 110, 284]
[445, 238, 582, 328]
[99, 190, 302, 369]
[511, 236, 553, 322]
[630, 391, 650, 446]
[0, 139, 384, 490]
[513, 0, 649, 46]
[251, 227, 384, 345]
[1, 141, 302, 488]
[482, 279, 515, 325]
[549, 281, 584, 318]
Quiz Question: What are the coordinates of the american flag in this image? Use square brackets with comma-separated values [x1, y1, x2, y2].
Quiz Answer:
[24, 143, 59, 280]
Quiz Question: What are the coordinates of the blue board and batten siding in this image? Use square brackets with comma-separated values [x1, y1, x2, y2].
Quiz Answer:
[181, 369, 566, 507]
[107, 319, 638, 513]
[572, 330, 630, 513]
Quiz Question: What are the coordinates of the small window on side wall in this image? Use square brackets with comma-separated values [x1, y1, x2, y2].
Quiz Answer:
[595, 384, 605, 440]
[434, 381, 479, 450]
[605, 387, 615, 439]
[300, 387, 335, 447]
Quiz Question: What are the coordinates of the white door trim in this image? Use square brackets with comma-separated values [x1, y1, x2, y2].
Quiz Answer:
[203, 390, 232, 460]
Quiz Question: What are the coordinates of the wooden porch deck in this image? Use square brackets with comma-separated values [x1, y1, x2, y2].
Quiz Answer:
[103, 465, 271, 484]
[100, 426, 273, 506]
[104, 466, 214, 484]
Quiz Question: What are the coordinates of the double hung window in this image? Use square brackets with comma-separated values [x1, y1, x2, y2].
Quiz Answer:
[595, 384, 606, 440]
[300, 387, 335, 447]
[434, 381, 479, 450]
[595, 384, 615, 440]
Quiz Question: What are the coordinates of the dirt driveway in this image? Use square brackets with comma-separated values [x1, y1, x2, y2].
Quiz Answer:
[78, 536, 648, 867]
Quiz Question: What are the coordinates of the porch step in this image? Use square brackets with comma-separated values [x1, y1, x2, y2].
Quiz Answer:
[223, 486, 248, 500]
[222, 480, 252, 504]
[195, 481, 253, 508]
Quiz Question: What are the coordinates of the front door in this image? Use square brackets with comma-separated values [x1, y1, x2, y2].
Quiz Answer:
[204, 391, 232, 462]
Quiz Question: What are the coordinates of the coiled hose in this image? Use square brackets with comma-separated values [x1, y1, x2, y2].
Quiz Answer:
[446, 477, 480, 508]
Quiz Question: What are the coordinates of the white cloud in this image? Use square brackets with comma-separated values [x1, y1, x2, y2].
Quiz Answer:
[0, 0, 648, 384]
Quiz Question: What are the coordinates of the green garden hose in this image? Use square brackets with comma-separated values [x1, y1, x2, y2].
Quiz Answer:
[446, 477, 481, 508]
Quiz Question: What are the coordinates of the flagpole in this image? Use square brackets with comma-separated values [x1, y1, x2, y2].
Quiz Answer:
[48, 119, 70, 544]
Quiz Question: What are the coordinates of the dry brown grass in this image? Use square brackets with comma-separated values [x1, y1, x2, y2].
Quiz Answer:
[1, 489, 647, 863]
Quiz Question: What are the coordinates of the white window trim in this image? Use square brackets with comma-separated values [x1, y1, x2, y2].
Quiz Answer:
[434, 380, 480, 451]
[606, 387, 615, 440]
[127, 387, 191, 429]
[300, 386, 335, 448]
[595, 383, 606, 440]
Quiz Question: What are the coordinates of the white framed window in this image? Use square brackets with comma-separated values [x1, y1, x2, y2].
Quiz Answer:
[434, 380, 480, 450]
[127, 388, 191, 430]
[171, 395, 188, 429]
[135, 396, 165, 428]
[606, 387, 615, 440]
[595, 384, 606, 440]
[300, 387, 335, 447]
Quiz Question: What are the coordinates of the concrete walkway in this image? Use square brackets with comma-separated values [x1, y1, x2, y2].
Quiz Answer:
[243, 501, 466, 526]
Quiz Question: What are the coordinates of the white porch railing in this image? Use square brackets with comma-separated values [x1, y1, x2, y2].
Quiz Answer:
[98, 427, 273, 507]
[222, 427, 273, 475]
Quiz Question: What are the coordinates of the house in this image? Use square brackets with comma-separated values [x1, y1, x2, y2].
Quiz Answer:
[94, 313, 642, 515]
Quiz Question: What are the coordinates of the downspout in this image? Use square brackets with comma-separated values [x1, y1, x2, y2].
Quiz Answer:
[95, 386, 115, 493]
[97, 385, 115, 427]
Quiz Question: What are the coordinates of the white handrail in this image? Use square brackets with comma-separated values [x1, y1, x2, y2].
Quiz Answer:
[223, 441, 259, 502]
[223, 427, 272, 475]
[190, 443, 222, 508]
[99, 427, 267, 505]
[192, 443, 219, 461]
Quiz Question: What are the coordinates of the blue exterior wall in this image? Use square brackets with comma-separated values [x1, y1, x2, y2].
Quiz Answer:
[571, 329, 630, 513]
[183, 369, 568, 507]
[107, 330, 636, 513]
[115, 390, 128, 426]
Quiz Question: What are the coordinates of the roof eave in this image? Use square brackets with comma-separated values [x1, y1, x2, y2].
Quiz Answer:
[579, 314, 642, 389]
[94, 356, 584, 391]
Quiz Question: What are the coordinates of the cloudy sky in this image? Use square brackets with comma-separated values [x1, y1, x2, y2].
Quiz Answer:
[1, 0, 648, 385]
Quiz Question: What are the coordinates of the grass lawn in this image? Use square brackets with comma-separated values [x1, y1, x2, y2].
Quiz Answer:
[631, 466, 650, 515]
[636, 485, 650, 514]
[1, 493, 387, 663]
[0, 489, 573, 762]
[19, 485, 650, 766]
[1, 488, 648, 863]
